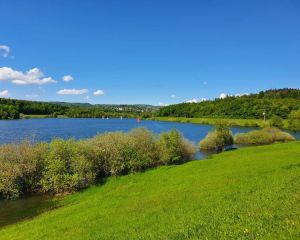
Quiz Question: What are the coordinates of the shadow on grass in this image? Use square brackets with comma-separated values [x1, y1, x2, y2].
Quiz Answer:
[0, 194, 61, 229]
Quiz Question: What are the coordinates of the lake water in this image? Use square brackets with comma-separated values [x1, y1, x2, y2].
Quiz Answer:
[0, 118, 299, 159]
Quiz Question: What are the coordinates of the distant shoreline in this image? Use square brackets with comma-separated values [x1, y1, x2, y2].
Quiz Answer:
[2, 115, 298, 132]
[150, 116, 289, 129]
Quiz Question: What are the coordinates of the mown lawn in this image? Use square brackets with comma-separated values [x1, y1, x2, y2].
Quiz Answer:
[0, 142, 299, 239]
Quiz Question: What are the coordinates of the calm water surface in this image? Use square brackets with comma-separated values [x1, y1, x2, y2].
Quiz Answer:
[0, 118, 299, 159]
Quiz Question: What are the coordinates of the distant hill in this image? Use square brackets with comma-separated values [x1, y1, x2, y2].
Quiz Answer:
[0, 98, 159, 119]
[157, 88, 300, 119]
[52, 102, 160, 112]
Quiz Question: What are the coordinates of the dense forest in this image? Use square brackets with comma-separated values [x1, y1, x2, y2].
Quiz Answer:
[0, 98, 156, 119]
[157, 89, 300, 119]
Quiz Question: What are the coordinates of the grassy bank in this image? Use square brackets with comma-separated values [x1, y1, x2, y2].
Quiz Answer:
[0, 142, 299, 239]
[151, 116, 285, 128]
[21, 114, 67, 119]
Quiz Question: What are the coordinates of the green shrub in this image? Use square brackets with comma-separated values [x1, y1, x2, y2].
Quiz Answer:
[179, 138, 197, 162]
[88, 132, 131, 176]
[234, 130, 273, 145]
[127, 128, 160, 172]
[199, 131, 222, 150]
[157, 130, 196, 164]
[0, 128, 197, 199]
[0, 141, 47, 199]
[269, 115, 284, 128]
[40, 139, 95, 194]
[234, 127, 295, 145]
[288, 110, 300, 131]
[199, 122, 233, 151]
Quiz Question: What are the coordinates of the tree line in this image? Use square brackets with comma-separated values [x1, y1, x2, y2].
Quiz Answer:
[0, 98, 152, 119]
[157, 89, 300, 120]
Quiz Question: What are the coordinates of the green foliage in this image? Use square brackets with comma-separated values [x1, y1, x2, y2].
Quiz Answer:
[153, 116, 268, 128]
[269, 115, 284, 128]
[127, 128, 160, 171]
[0, 128, 196, 199]
[199, 122, 233, 150]
[1, 142, 300, 239]
[157, 130, 196, 164]
[234, 127, 295, 145]
[40, 139, 96, 194]
[0, 104, 19, 119]
[0, 98, 154, 119]
[157, 88, 300, 120]
[0, 141, 47, 199]
[288, 109, 300, 131]
[89, 132, 133, 176]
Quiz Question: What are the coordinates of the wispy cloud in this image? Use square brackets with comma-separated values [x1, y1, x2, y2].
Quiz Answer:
[57, 89, 89, 95]
[0, 45, 10, 58]
[84, 95, 90, 100]
[0, 90, 9, 98]
[62, 75, 73, 82]
[0, 67, 57, 85]
[93, 89, 104, 96]
[170, 94, 176, 98]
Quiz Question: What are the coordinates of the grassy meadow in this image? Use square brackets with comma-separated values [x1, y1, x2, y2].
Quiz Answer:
[0, 142, 299, 239]
[151, 116, 281, 128]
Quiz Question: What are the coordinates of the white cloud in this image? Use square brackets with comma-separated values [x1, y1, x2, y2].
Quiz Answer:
[57, 89, 89, 95]
[93, 89, 104, 96]
[84, 95, 90, 100]
[219, 93, 227, 99]
[235, 93, 249, 97]
[200, 98, 207, 102]
[170, 94, 176, 98]
[0, 67, 57, 85]
[0, 90, 9, 98]
[25, 93, 39, 98]
[185, 98, 198, 103]
[158, 102, 169, 106]
[62, 75, 73, 82]
[0, 45, 10, 58]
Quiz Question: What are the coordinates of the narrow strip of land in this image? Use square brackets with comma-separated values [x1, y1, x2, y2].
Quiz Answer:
[152, 116, 283, 128]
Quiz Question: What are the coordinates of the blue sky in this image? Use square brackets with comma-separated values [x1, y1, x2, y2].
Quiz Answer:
[0, 0, 299, 105]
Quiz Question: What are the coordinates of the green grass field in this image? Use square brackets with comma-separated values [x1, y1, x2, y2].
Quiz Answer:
[151, 116, 285, 128]
[21, 114, 67, 119]
[0, 142, 299, 239]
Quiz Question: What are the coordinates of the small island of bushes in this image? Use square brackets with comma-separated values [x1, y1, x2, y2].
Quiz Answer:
[200, 122, 295, 151]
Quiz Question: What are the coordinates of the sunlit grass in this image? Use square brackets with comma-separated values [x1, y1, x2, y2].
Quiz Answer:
[152, 116, 283, 128]
[0, 142, 299, 239]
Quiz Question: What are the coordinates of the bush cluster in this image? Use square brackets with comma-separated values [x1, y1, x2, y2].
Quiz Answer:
[288, 110, 300, 131]
[0, 128, 196, 199]
[234, 127, 295, 145]
[199, 122, 234, 151]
